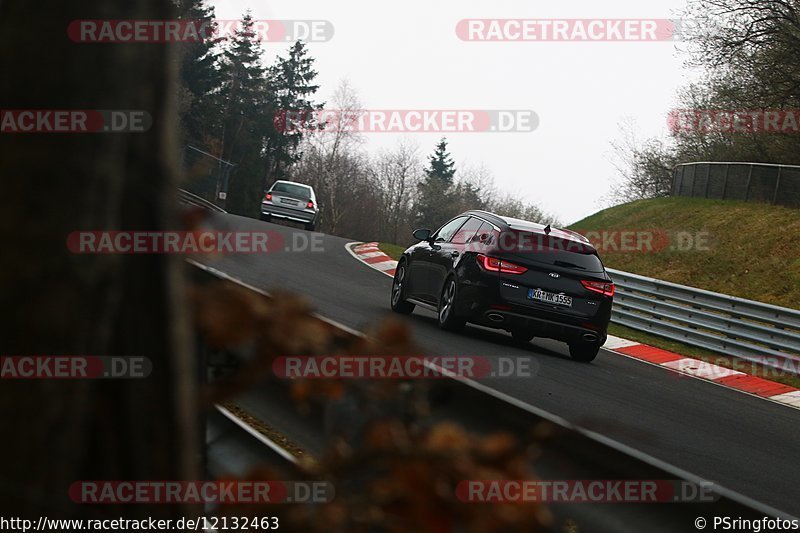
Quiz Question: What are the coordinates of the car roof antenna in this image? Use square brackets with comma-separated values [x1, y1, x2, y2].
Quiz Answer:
[544, 224, 551, 235]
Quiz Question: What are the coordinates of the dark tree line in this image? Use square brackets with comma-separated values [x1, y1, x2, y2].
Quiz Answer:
[177, 2, 322, 217]
[177, 1, 558, 241]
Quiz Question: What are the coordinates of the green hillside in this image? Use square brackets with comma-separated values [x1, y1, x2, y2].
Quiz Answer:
[570, 197, 800, 310]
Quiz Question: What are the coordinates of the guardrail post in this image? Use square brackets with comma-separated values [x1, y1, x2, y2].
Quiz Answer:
[772, 166, 783, 205]
[744, 164, 754, 201]
[721, 164, 730, 200]
[672, 166, 681, 196]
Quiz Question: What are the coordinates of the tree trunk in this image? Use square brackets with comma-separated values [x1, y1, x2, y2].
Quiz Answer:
[0, 0, 199, 519]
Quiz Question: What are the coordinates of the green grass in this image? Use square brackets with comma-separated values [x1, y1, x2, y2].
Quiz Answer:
[570, 197, 800, 310]
[378, 242, 405, 261]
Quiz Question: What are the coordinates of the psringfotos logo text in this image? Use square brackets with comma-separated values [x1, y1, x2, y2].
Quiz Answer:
[68, 20, 334, 43]
[0, 110, 151, 133]
[274, 109, 539, 133]
[669, 109, 800, 134]
[456, 19, 701, 42]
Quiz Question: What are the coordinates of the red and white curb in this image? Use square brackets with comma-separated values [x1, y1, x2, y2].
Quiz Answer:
[347, 242, 398, 277]
[346, 241, 800, 411]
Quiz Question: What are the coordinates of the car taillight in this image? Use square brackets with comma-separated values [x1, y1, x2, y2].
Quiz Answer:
[476, 254, 528, 275]
[264, 193, 272, 202]
[581, 280, 615, 297]
[306, 200, 314, 209]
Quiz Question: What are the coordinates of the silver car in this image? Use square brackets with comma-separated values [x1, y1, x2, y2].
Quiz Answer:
[260, 180, 319, 231]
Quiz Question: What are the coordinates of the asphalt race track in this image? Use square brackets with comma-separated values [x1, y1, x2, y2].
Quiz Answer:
[195, 212, 800, 516]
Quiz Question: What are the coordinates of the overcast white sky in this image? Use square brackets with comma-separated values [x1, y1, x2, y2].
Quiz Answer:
[211, 0, 700, 224]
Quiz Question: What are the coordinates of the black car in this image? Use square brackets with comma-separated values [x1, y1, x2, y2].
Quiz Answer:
[390, 210, 614, 361]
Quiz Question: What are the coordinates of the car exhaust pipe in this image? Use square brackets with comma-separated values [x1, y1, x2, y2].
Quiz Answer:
[486, 313, 505, 323]
[583, 333, 598, 342]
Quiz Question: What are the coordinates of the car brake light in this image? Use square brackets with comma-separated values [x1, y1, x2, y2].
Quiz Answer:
[581, 280, 615, 297]
[264, 193, 272, 201]
[306, 200, 314, 209]
[476, 254, 527, 275]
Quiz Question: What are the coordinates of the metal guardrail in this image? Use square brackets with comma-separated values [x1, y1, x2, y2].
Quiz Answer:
[178, 188, 227, 213]
[180, 145, 234, 210]
[206, 405, 298, 478]
[608, 268, 800, 374]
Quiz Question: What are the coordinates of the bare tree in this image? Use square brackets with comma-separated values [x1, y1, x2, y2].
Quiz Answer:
[604, 119, 676, 206]
[371, 140, 421, 243]
[293, 79, 367, 234]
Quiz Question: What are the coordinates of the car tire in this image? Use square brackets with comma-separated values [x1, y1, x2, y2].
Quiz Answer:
[437, 276, 466, 332]
[260, 213, 271, 222]
[511, 329, 535, 344]
[569, 342, 600, 362]
[305, 222, 315, 231]
[390, 261, 415, 314]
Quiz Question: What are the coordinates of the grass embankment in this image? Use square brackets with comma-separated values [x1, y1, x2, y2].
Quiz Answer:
[569, 197, 800, 310]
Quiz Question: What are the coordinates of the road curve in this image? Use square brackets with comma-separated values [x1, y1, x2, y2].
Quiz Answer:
[195, 212, 800, 516]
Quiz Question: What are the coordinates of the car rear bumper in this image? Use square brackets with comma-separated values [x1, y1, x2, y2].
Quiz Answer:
[480, 308, 607, 343]
[456, 273, 611, 343]
[261, 203, 316, 224]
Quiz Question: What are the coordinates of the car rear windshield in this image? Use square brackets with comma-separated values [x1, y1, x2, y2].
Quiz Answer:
[499, 231, 605, 273]
[271, 182, 311, 199]
[521, 249, 605, 272]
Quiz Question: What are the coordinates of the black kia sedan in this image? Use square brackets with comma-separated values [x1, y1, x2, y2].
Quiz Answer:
[390, 210, 614, 361]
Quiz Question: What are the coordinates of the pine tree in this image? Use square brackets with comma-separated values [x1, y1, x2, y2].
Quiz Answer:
[177, 0, 224, 146]
[217, 11, 273, 216]
[414, 138, 459, 230]
[425, 138, 456, 185]
[266, 41, 324, 182]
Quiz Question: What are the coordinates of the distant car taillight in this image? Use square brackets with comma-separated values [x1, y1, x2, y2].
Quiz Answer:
[307, 200, 314, 209]
[264, 193, 272, 202]
[581, 280, 615, 297]
[476, 254, 528, 275]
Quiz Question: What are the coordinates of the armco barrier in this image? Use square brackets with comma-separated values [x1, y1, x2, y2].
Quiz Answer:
[608, 268, 800, 373]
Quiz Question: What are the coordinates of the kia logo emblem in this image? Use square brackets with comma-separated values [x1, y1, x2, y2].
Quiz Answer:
[549, 272, 560, 278]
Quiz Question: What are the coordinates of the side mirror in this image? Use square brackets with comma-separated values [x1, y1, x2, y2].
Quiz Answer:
[413, 228, 432, 242]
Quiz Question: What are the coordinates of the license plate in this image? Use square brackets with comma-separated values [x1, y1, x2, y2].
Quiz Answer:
[528, 288, 572, 307]
[280, 198, 297, 205]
